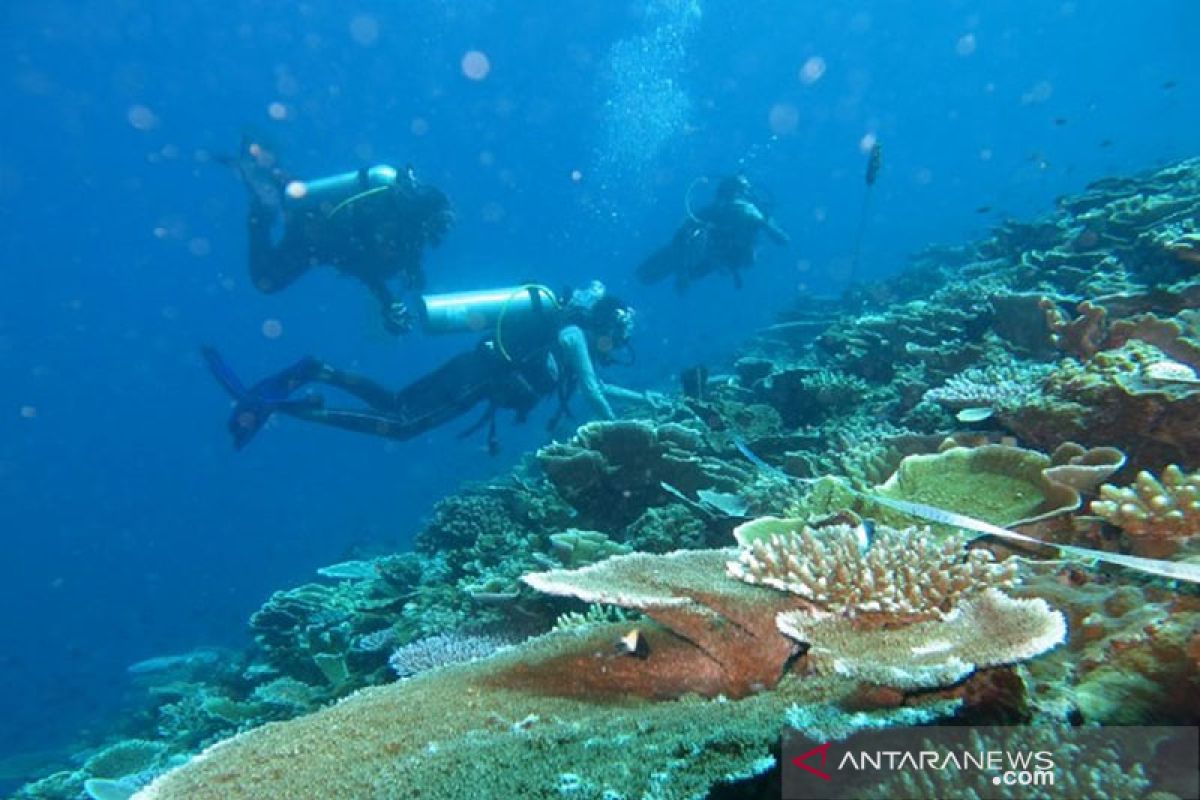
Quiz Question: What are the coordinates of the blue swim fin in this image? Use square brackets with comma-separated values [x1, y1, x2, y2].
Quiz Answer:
[202, 347, 321, 449]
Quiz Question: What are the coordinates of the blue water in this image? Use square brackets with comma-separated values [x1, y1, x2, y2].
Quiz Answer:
[0, 0, 1195, 770]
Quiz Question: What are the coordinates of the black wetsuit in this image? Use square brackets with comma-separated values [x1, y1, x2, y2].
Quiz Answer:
[637, 195, 788, 291]
[248, 171, 450, 319]
[280, 306, 568, 446]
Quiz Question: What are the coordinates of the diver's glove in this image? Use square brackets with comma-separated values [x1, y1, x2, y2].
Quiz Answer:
[383, 301, 415, 335]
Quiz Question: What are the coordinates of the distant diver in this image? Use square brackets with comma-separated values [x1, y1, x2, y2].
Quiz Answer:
[636, 174, 789, 292]
[204, 281, 662, 453]
[847, 140, 882, 286]
[225, 135, 455, 334]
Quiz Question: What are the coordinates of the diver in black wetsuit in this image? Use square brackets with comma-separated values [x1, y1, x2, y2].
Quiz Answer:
[636, 174, 789, 292]
[204, 282, 662, 453]
[231, 138, 454, 333]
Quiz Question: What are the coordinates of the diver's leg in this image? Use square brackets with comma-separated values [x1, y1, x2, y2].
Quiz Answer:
[247, 209, 312, 294]
[309, 365, 399, 410]
[282, 406, 424, 441]
[289, 350, 494, 440]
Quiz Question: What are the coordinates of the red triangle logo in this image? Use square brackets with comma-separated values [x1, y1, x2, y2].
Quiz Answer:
[791, 741, 832, 780]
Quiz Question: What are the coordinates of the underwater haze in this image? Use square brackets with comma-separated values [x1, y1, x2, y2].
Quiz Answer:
[2, 0, 1199, 797]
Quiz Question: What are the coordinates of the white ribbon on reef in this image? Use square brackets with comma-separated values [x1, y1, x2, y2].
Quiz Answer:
[869, 494, 1200, 585]
[730, 436, 1200, 585]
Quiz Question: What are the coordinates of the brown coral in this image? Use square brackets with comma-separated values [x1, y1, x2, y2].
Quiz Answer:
[520, 549, 798, 699]
[1091, 465, 1200, 557]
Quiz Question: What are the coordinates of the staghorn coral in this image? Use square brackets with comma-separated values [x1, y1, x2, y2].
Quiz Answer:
[1091, 465, 1200, 557]
[726, 523, 1015, 620]
[777, 589, 1066, 691]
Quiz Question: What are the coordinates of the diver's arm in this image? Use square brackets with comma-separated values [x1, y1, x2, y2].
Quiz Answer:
[559, 327, 665, 419]
[558, 326, 616, 420]
[363, 277, 414, 334]
[763, 217, 790, 245]
[734, 199, 790, 245]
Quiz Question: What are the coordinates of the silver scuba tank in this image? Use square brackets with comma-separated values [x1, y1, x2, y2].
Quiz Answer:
[283, 165, 402, 214]
[420, 286, 559, 334]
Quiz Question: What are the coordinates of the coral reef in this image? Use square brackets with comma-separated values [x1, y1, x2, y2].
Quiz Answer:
[522, 549, 798, 699]
[537, 419, 752, 528]
[1090, 465, 1200, 557]
[21, 156, 1200, 800]
[726, 523, 1016, 619]
[129, 643, 891, 800]
[387, 633, 509, 679]
[778, 589, 1065, 690]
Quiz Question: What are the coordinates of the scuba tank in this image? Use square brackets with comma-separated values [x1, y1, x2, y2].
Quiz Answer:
[283, 165, 403, 216]
[420, 285, 560, 335]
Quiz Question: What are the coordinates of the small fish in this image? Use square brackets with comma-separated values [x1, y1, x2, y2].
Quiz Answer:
[1053, 117, 1068, 126]
[732, 436, 789, 479]
[1099, 139, 1114, 148]
[853, 519, 876, 554]
[616, 628, 650, 659]
[975, 205, 992, 214]
[1163, 80, 1177, 90]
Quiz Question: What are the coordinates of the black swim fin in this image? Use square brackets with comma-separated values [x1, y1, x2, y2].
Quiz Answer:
[215, 134, 287, 211]
[202, 347, 321, 449]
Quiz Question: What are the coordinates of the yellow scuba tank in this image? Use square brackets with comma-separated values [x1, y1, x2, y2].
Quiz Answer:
[420, 286, 559, 335]
[283, 165, 402, 217]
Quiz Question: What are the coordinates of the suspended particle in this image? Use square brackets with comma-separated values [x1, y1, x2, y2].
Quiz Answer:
[461, 50, 491, 81]
[261, 318, 284, 339]
[798, 56, 826, 85]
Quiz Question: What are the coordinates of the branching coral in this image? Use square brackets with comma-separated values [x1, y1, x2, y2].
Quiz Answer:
[387, 633, 508, 679]
[923, 361, 1052, 410]
[726, 518, 1064, 690]
[1091, 465, 1200, 556]
[726, 523, 1015, 620]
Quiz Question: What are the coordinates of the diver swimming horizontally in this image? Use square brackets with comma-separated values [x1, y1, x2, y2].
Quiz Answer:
[204, 281, 663, 454]
[636, 174, 789, 292]
[227, 136, 455, 334]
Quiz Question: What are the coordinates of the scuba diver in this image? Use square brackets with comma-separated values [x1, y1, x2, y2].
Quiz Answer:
[204, 281, 661, 454]
[229, 137, 454, 334]
[636, 174, 790, 292]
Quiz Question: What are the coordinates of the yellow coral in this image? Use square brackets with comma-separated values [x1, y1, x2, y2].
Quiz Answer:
[1091, 465, 1200, 538]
